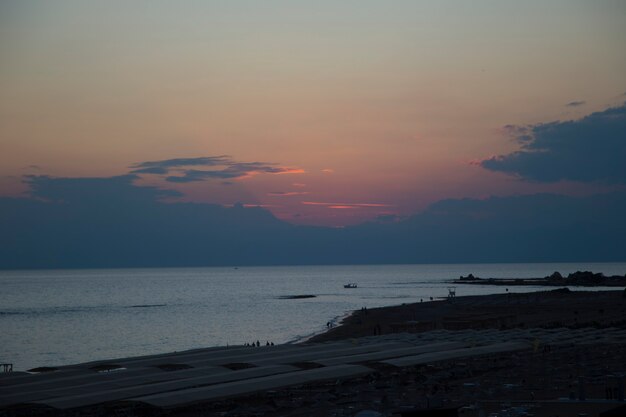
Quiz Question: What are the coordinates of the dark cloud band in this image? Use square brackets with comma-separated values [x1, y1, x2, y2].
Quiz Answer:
[129, 156, 303, 182]
[481, 103, 626, 184]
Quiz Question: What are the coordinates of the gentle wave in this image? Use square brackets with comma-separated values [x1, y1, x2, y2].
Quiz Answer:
[0, 307, 98, 316]
[126, 304, 167, 308]
[0, 304, 168, 316]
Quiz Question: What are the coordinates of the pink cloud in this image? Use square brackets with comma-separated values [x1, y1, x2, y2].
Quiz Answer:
[302, 201, 392, 209]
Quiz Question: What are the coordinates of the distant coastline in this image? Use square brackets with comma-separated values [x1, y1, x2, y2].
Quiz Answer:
[452, 270, 626, 287]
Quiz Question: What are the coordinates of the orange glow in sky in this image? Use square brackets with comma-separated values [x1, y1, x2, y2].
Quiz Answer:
[1, 1, 625, 226]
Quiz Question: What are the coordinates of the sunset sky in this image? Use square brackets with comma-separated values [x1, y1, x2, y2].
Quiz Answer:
[1, 1, 625, 226]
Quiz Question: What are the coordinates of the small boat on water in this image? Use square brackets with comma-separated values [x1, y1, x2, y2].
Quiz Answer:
[344, 283, 358, 288]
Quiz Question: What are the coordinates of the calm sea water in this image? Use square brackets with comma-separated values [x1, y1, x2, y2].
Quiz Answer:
[1, 263, 625, 371]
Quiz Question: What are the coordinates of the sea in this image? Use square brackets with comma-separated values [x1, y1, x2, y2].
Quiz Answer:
[1, 263, 625, 371]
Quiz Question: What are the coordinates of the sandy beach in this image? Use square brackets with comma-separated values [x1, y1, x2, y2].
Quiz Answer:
[310, 288, 626, 342]
[2, 289, 626, 417]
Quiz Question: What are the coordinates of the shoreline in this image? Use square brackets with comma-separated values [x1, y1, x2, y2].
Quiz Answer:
[290, 311, 351, 345]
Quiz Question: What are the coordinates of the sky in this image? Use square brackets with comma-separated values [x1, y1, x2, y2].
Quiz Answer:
[1, 1, 626, 227]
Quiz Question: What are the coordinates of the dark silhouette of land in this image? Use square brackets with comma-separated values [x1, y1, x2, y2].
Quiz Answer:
[453, 270, 626, 287]
[310, 288, 626, 342]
